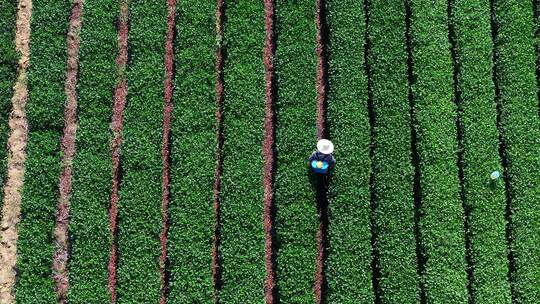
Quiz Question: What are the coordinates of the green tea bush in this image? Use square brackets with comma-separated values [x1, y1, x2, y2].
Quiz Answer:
[273, 0, 319, 302]
[367, 0, 419, 302]
[168, 0, 217, 302]
[16, 1, 70, 302]
[68, 1, 117, 302]
[409, 0, 468, 302]
[219, 1, 266, 302]
[325, 0, 374, 301]
[115, 0, 167, 302]
[491, 0, 540, 302]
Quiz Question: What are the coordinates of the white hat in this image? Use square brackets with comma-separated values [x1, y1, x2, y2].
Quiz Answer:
[317, 139, 334, 154]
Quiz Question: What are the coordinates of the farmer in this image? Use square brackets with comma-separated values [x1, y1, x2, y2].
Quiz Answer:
[308, 139, 336, 174]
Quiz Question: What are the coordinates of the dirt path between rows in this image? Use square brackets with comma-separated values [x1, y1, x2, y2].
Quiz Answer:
[108, 0, 129, 302]
[52, 1, 84, 303]
[159, 0, 176, 303]
[262, 0, 277, 303]
[0, 1, 32, 303]
[314, 0, 329, 302]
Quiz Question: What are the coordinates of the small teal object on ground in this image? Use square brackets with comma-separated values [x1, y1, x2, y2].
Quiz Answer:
[311, 160, 329, 174]
[490, 170, 500, 180]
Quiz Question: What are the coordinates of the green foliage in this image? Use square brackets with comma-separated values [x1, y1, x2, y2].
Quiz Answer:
[17, 132, 61, 303]
[115, 0, 167, 302]
[491, 0, 540, 302]
[25, 1, 71, 131]
[273, 0, 318, 302]
[409, 0, 468, 302]
[449, 0, 511, 302]
[325, 0, 374, 302]
[67, 1, 117, 303]
[0, 0, 17, 186]
[8, 1, 540, 302]
[367, 0, 419, 302]
[15, 1, 70, 302]
[167, 0, 216, 302]
[218, 1, 266, 302]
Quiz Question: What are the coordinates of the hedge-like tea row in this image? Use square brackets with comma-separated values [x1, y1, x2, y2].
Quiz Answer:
[409, 0, 468, 302]
[325, 0, 374, 301]
[273, 0, 318, 302]
[367, 0, 419, 302]
[533, 0, 540, 119]
[219, 1, 266, 302]
[68, 1, 117, 302]
[537, 1, 540, 122]
[0, 0, 17, 185]
[450, 0, 511, 302]
[115, 0, 167, 302]
[15, 1, 71, 302]
[491, 1, 540, 302]
[167, 0, 216, 301]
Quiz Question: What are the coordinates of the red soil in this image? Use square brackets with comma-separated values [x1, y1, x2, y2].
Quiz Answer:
[315, 0, 327, 141]
[212, 0, 225, 300]
[263, 0, 277, 303]
[159, 0, 176, 303]
[52, 1, 84, 302]
[314, 0, 329, 302]
[108, 0, 129, 302]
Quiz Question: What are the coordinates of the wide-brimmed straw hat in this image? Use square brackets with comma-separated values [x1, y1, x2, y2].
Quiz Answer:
[317, 139, 334, 154]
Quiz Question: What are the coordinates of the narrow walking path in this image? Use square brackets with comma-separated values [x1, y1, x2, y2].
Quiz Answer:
[108, 0, 129, 301]
[159, 0, 177, 303]
[0, 1, 32, 303]
[262, 0, 277, 302]
[52, 1, 84, 302]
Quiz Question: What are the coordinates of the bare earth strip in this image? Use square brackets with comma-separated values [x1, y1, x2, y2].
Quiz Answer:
[52, 1, 84, 303]
[0, 0, 32, 303]
[314, 0, 329, 302]
[108, 0, 129, 302]
[262, 0, 277, 303]
[159, 0, 176, 303]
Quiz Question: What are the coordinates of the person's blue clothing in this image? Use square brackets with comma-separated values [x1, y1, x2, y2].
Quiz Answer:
[308, 151, 336, 166]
